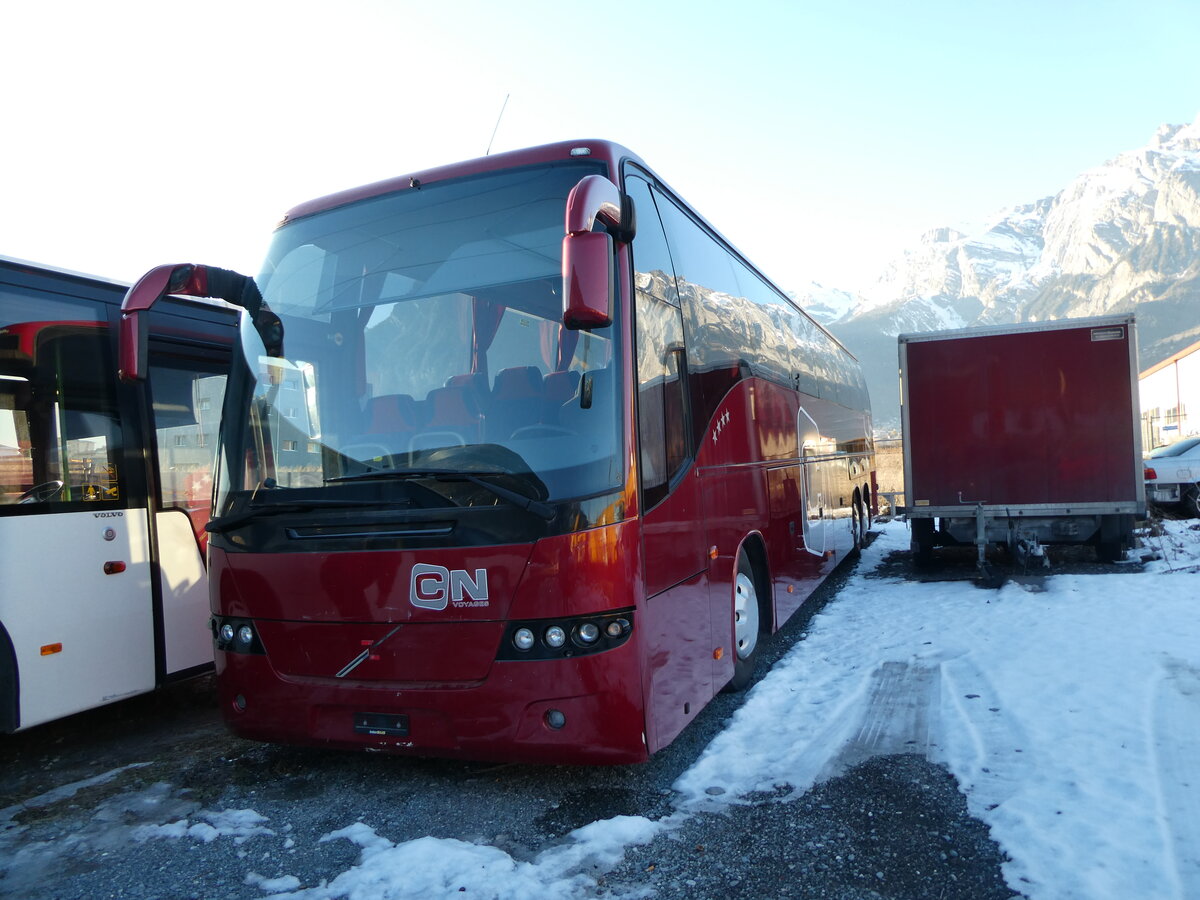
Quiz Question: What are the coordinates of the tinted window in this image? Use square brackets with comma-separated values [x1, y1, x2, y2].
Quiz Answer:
[0, 290, 125, 512]
[627, 175, 690, 510]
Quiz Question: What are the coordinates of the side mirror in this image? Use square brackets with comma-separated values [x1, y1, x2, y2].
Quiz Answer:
[561, 175, 634, 331]
[562, 231, 614, 330]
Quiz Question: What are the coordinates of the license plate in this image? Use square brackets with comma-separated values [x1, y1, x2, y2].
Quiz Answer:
[354, 712, 410, 736]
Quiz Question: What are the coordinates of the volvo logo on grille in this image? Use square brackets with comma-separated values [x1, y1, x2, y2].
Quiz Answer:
[410, 564, 490, 610]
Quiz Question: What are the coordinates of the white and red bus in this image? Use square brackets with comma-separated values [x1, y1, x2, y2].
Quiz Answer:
[118, 141, 875, 764]
[0, 257, 235, 732]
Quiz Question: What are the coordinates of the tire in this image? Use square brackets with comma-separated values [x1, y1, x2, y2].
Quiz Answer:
[724, 551, 764, 693]
[1184, 486, 1200, 519]
[1095, 513, 1128, 563]
[852, 493, 868, 552]
[0, 626, 18, 733]
[911, 518, 936, 567]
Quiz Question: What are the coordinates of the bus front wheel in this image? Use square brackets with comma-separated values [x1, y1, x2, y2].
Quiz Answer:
[725, 551, 763, 692]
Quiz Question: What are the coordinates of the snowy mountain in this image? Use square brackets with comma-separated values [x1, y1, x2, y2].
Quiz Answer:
[814, 117, 1200, 428]
[789, 284, 858, 325]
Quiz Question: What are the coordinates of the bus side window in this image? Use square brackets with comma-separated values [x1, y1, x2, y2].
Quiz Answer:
[627, 175, 690, 510]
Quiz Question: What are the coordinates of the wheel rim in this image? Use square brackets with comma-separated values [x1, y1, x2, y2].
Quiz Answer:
[734, 571, 759, 660]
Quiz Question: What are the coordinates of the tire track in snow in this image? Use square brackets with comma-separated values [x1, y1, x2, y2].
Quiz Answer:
[1153, 658, 1200, 898]
[813, 652, 1033, 818]
[820, 660, 941, 781]
[938, 657, 1034, 814]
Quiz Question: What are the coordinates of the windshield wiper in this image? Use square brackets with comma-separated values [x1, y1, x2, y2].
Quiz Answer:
[326, 468, 504, 483]
[206, 498, 395, 534]
[327, 468, 555, 521]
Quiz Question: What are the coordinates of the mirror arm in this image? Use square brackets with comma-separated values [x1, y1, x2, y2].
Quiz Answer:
[119, 264, 282, 382]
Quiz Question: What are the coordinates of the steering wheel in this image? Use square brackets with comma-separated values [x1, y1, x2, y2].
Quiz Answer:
[17, 480, 65, 504]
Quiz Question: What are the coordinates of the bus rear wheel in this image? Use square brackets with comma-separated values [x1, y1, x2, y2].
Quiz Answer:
[725, 551, 763, 693]
[852, 492, 868, 551]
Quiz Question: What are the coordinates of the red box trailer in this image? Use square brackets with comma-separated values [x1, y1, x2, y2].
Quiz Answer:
[898, 314, 1145, 571]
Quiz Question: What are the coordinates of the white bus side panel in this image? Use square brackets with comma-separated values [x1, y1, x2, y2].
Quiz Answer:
[1, 509, 155, 730]
[157, 508, 213, 674]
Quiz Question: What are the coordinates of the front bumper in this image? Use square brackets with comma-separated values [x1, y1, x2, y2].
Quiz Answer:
[215, 639, 649, 765]
[1147, 483, 1182, 504]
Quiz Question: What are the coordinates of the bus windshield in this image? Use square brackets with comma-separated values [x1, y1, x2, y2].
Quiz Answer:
[216, 162, 624, 526]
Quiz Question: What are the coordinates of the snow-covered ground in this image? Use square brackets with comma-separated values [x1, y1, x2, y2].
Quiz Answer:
[679, 519, 1200, 899]
[6, 519, 1200, 899]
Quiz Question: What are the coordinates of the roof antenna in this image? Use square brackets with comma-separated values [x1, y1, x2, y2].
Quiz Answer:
[486, 93, 510, 156]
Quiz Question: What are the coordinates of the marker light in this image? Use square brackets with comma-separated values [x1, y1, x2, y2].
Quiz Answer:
[605, 618, 631, 638]
[513, 628, 535, 651]
[544, 626, 567, 649]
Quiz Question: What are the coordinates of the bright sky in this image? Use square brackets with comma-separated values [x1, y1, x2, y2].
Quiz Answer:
[4, 0, 1200, 294]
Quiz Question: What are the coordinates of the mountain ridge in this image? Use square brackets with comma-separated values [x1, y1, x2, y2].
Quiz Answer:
[803, 116, 1200, 429]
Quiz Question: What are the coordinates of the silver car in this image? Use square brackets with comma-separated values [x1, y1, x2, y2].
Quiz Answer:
[1144, 436, 1200, 516]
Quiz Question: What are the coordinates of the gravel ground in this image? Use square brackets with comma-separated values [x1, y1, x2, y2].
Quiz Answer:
[598, 755, 1019, 900]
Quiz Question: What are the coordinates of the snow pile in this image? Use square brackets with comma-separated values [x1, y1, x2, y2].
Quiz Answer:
[266, 816, 666, 900]
[134, 807, 275, 845]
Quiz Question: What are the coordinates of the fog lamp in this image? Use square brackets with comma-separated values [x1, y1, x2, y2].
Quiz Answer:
[576, 622, 600, 644]
[220, 623, 235, 643]
[236, 625, 254, 646]
[544, 626, 566, 649]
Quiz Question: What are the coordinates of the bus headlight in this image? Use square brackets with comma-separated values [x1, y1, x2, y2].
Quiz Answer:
[497, 611, 634, 661]
[513, 628, 536, 651]
[212, 616, 266, 655]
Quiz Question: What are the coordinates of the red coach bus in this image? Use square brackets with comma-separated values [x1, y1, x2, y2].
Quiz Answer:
[118, 140, 874, 764]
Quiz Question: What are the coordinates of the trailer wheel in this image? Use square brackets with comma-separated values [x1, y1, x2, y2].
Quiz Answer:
[724, 551, 764, 693]
[911, 519, 936, 567]
[1094, 514, 1127, 563]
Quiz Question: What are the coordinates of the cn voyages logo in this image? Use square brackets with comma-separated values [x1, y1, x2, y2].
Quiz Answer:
[409, 564, 490, 610]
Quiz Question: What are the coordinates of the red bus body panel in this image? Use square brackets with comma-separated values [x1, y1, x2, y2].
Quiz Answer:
[212, 521, 652, 764]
